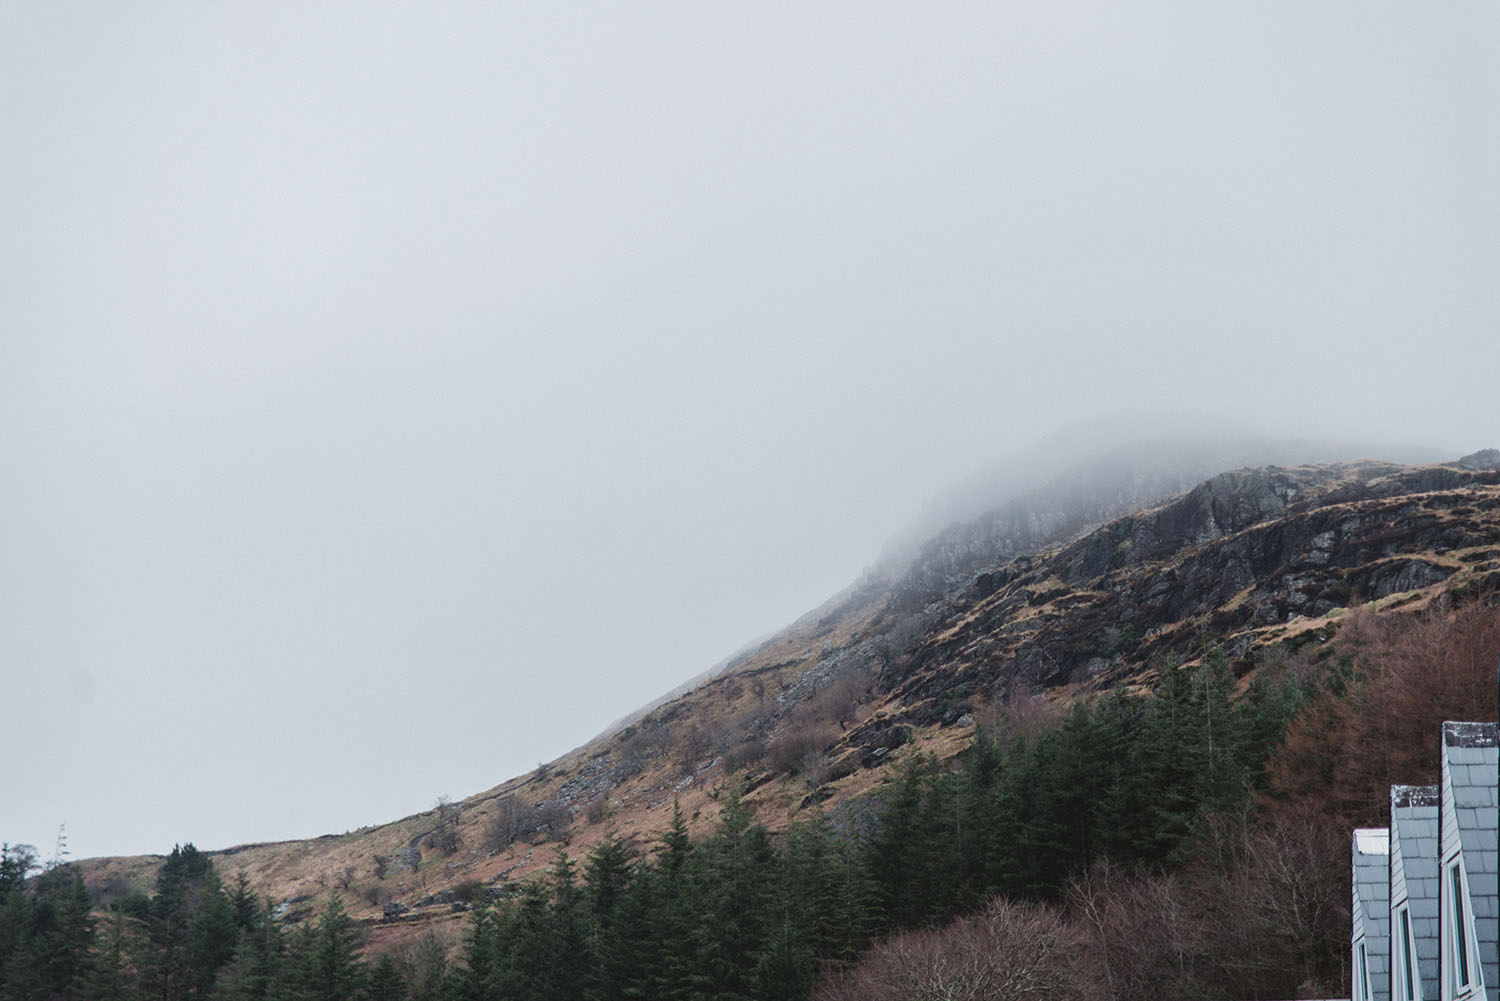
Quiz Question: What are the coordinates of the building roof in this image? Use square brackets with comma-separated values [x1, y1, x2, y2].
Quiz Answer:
[1354, 827, 1392, 1001]
[1442, 721, 1499, 750]
[1390, 784, 1441, 1001]
[1439, 721, 1498, 998]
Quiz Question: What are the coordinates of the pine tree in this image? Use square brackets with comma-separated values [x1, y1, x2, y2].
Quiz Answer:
[451, 903, 498, 1001]
[213, 899, 286, 1001]
[288, 898, 365, 1001]
[364, 954, 406, 1001]
[583, 831, 638, 1001]
[777, 812, 871, 966]
[1, 845, 42, 1001]
[689, 787, 776, 1001]
[649, 801, 701, 1001]
[1130, 664, 1203, 860]
[145, 844, 232, 1001]
[29, 865, 97, 999]
[543, 847, 592, 1001]
[861, 754, 937, 930]
[753, 918, 815, 1001]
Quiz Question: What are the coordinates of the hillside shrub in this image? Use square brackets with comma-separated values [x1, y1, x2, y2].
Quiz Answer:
[768, 720, 839, 776]
[814, 897, 1102, 1001]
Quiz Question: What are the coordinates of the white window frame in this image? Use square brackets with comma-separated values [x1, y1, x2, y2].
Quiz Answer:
[1395, 903, 1420, 1001]
[1445, 857, 1483, 998]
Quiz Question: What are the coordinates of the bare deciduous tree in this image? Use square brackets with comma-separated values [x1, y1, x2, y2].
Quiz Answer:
[815, 897, 1102, 1001]
[430, 797, 463, 855]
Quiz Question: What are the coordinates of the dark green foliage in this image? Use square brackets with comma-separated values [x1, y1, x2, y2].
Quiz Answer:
[424, 655, 1314, 1001]
[753, 920, 814, 1001]
[365, 955, 406, 1001]
[0, 645, 1323, 1001]
[0, 849, 96, 1001]
[83, 909, 138, 1001]
[29, 866, 97, 999]
[142, 844, 236, 1001]
[288, 898, 364, 1001]
[212, 900, 286, 1001]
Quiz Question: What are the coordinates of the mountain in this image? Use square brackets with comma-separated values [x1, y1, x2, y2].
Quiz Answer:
[70, 442, 1500, 956]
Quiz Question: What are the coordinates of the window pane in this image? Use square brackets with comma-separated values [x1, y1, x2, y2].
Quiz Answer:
[1400, 907, 1416, 1001]
[1452, 864, 1470, 989]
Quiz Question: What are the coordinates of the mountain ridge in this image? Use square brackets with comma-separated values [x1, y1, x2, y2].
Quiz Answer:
[69, 442, 1500, 957]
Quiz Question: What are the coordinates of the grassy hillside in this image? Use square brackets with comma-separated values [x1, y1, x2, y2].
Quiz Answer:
[69, 450, 1500, 963]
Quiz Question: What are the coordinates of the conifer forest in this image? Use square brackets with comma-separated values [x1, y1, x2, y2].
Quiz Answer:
[4, 601, 1496, 1001]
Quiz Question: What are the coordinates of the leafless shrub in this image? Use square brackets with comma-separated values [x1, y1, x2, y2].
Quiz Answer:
[1187, 809, 1350, 997]
[720, 729, 769, 772]
[336, 866, 356, 890]
[1067, 861, 1205, 1001]
[815, 896, 1102, 1001]
[768, 720, 839, 776]
[371, 854, 390, 881]
[1063, 811, 1352, 1001]
[585, 798, 609, 825]
[533, 799, 570, 841]
[995, 689, 1064, 746]
[710, 704, 778, 773]
[486, 797, 528, 850]
[430, 797, 463, 855]
[672, 723, 712, 774]
[394, 928, 456, 1001]
[822, 673, 868, 727]
[798, 751, 832, 789]
[617, 722, 673, 778]
[485, 796, 568, 846]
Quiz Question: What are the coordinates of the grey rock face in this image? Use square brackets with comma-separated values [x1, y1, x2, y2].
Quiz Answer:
[1457, 448, 1500, 471]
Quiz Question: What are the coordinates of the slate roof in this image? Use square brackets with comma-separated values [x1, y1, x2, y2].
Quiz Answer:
[1440, 721, 1498, 1001]
[1391, 784, 1441, 1001]
[1356, 827, 1392, 1001]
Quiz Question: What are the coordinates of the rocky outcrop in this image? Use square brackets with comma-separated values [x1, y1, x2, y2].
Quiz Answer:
[871, 459, 1500, 721]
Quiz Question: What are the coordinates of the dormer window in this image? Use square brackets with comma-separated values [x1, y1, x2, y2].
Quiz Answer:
[1448, 860, 1474, 994]
[1395, 905, 1418, 1001]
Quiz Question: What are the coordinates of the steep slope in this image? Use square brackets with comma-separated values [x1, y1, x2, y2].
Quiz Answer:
[857, 456, 1500, 740]
[70, 446, 1500, 955]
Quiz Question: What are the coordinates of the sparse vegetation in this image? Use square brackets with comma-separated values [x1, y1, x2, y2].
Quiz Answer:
[584, 797, 609, 825]
[430, 797, 462, 855]
[616, 722, 673, 778]
[7, 458, 1496, 1000]
[484, 796, 570, 851]
[767, 719, 839, 777]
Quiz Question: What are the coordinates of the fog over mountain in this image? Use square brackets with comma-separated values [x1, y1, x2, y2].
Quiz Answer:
[2, 2, 1496, 861]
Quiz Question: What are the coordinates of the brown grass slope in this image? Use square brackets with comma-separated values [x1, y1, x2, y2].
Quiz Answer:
[72, 451, 1500, 956]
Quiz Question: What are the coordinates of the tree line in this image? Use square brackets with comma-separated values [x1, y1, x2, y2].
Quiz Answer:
[4, 599, 1494, 1001]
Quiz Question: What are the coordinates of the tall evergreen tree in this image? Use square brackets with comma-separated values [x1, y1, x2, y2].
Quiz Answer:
[582, 831, 638, 1001]
[288, 898, 364, 1001]
[363, 954, 406, 1001]
[689, 787, 776, 1001]
[146, 844, 234, 1001]
[29, 865, 97, 999]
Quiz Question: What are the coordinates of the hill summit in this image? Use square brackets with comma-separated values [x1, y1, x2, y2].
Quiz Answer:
[74, 442, 1500, 956]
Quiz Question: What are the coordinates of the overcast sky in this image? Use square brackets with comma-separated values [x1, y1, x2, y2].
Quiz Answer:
[3, 2, 1497, 862]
